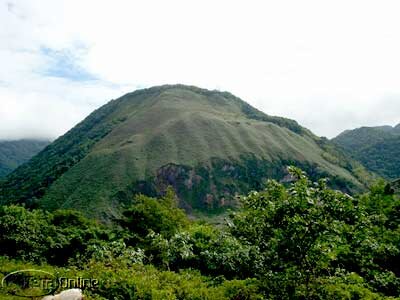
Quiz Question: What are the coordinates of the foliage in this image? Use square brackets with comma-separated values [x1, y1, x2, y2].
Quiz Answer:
[357, 137, 400, 180]
[146, 223, 254, 277]
[0, 206, 111, 265]
[0, 98, 122, 206]
[228, 166, 400, 298]
[333, 124, 400, 180]
[0, 205, 53, 262]
[116, 188, 189, 244]
[0, 167, 399, 299]
[0, 139, 49, 178]
[0, 257, 262, 300]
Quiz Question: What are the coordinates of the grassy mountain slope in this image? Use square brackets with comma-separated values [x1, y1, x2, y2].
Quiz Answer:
[0, 139, 50, 178]
[333, 125, 400, 179]
[0, 85, 374, 219]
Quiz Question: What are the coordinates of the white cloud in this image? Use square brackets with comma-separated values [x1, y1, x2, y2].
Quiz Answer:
[1, 0, 400, 139]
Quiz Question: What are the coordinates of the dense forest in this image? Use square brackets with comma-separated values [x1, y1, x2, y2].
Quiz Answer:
[0, 139, 49, 178]
[333, 125, 400, 180]
[1, 167, 399, 299]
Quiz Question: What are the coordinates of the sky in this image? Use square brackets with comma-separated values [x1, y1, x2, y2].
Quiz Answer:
[1, 0, 400, 140]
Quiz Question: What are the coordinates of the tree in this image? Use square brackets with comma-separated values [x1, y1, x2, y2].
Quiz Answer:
[116, 188, 189, 245]
[229, 166, 400, 299]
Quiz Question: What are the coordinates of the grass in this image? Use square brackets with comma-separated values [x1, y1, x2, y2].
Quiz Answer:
[0, 85, 373, 219]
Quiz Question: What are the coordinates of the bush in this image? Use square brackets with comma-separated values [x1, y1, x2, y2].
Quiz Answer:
[116, 188, 189, 245]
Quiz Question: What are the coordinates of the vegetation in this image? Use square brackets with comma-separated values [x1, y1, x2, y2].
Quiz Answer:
[0, 167, 399, 299]
[352, 137, 400, 180]
[392, 179, 400, 194]
[0, 139, 49, 178]
[333, 124, 400, 180]
[0, 99, 122, 206]
[0, 85, 374, 219]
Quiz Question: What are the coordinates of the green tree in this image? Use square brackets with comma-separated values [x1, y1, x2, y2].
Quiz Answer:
[0, 205, 52, 262]
[229, 166, 400, 299]
[116, 188, 189, 245]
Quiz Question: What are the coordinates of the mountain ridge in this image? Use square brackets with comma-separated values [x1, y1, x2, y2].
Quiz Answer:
[333, 124, 400, 180]
[0, 85, 374, 219]
[0, 139, 50, 178]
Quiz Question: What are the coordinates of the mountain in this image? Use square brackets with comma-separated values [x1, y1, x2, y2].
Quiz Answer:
[0, 139, 50, 178]
[333, 125, 400, 180]
[0, 85, 374, 219]
[392, 179, 400, 194]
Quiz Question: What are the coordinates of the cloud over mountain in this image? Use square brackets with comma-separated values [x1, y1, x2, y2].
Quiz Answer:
[1, 0, 400, 139]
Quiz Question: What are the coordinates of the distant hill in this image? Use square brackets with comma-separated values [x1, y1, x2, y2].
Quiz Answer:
[0, 85, 374, 219]
[0, 139, 50, 178]
[333, 125, 400, 180]
[390, 179, 400, 195]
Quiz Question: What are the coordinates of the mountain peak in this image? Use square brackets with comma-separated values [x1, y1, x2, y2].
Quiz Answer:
[0, 85, 372, 219]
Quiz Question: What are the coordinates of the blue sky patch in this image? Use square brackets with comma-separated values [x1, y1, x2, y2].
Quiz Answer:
[39, 46, 97, 82]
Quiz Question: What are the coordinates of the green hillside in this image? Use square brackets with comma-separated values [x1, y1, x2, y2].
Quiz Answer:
[395, 123, 400, 133]
[333, 125, 400, 179]
[391, 179, 400, 194]
[0, 85, 374, 219]
[0, 139, 50, 178]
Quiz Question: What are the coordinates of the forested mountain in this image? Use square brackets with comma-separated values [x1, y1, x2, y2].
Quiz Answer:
[392, 179, 400, 194]
[0, 85, 373, 219]
[333, 124, 400, 180]
[0, 139, 50, 178]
